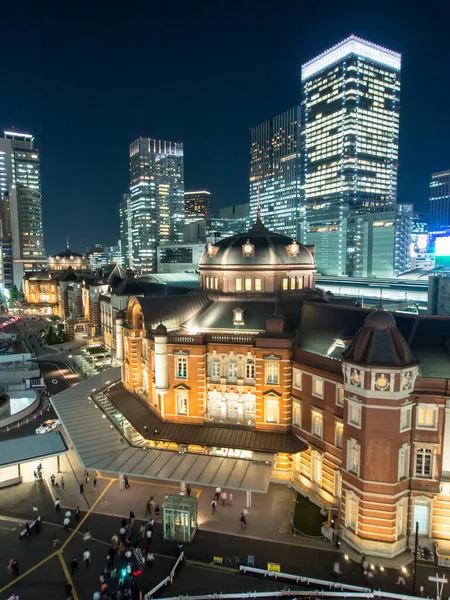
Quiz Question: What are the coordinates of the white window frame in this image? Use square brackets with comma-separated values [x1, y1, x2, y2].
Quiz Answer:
[211, 359, 221, 379]
[244, 278, 252, 291]
[292, 368, 302, 391]
[311, 450, 322, 484]
[312, 376, 324, 399]
[292, 401, 301, 427]
[245, 359, 255, 380]
[346, 438, 361, 477]
[347, 400, 362, 429]
[412, 499, 431, 536]
[335, 385, 344, 407]
[265, 361, 280, 385]
[334, 470, 342, 498]
[398, 443, 410, 480]
[400, 405, 412, 432]
[235, 278, 242, 292]
[228, 360, 238, 380]
[335, 420, 344, 449]
[396, 498, 408, 539]
[282, 278, 288, 291]
[255, 278, 262, 292]
[345, 491, 359, 532]
[311, 409, 323, 439]
[175, 356, 188, 379]
[414, 446, 434, 478]
[175, 389, 188, 415]
[265, 397, 279, 424]
[416, 404, 438, 430]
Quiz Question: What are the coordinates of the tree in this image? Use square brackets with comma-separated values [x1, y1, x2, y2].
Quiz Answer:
[10, 285, 19, 302]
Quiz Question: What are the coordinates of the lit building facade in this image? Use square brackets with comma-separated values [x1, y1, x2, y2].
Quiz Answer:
[184, 191, 211, 220]
[429, 170, 450, 230]
[127, 138, 184, 274]
[0, 131, 47, 286]
[116, 217, 450, 560]
[301, 36, 401, 276]
[249, 108, 301, 238]
[157, 242, 205, 274]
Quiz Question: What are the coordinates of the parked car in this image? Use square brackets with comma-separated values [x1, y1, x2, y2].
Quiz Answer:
[35, 419, 61, 434]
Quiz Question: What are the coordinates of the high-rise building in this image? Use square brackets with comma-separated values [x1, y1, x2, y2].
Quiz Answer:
[249, 107, 301, 239]
[119, 193, 132, 269]
[127, 138, 184, 274]
[185, 191, 211, 219]
[0, 131, 46, 287]
[301, 36, 401, 276]
[429, 170, 450, 230]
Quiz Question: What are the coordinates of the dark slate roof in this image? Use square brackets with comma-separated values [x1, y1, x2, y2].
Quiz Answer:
[0, 431, 67, 467]
[184, 300, 279, 332]
[136, 293, 211, 331]
[343, 309, 417, 367]
[199, 220, 315, 267]
[106, 384, 306, 454]
[61, 267, 79, 282]
[51, 247, 85, 259]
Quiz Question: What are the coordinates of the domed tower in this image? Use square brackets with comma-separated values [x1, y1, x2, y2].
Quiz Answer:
[340, 308, 419, 558]
[199, 220, 316, 294]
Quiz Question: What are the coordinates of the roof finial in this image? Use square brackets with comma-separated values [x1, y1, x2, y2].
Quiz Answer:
[379, 285, 383, 310]
[66, 235, 69, 249]
[256, 182, 262, 223]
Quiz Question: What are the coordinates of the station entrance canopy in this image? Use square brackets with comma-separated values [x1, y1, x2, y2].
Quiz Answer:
[51, 369, 275, 493]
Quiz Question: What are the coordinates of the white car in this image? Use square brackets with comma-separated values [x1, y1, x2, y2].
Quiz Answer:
[36, 419, 61, 434]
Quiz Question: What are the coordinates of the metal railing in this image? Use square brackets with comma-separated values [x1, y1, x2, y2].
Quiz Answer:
[144, 551, 184, 599]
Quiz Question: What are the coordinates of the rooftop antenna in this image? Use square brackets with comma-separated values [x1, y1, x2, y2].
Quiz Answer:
[379, 285, 383, 310]
[66, 235, 70, 249]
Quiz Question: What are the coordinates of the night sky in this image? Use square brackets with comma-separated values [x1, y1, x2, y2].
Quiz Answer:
[2, 0, 450, 254]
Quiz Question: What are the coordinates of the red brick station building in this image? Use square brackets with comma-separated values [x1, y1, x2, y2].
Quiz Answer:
[112, 217, 450, 559]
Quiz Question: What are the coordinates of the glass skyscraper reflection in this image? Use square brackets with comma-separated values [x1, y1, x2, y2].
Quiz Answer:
[301, 36, 401, 276]
[249, 107, 301, 238]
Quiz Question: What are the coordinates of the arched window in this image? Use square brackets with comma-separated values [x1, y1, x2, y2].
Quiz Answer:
[245, 359, 255, 380]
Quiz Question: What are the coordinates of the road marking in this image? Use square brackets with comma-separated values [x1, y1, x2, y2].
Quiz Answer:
[57, 551, 79, 600]
[51, 379, 58, 384]
[0, 549, 57, 594]
[60, 479, 114, 551]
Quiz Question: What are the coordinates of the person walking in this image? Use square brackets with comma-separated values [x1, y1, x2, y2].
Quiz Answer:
[71, 557, 79, 576]
[220, 490, 227, 506]
[146, 552, 155, 568]
[93, 477, 97, 491]
[129, 511, 135, 526]
[65, 581, 73, 600]
[333, 560, 342, 579]
[396, 568, 407, 586]
[33, 469, 38, 480]
[50, 474, 55, 486]
[211, 499, 217, 515]
[61, 476, 65, 489]
[154, 504, 160, 518]
[53, 532, 61, 547]
[63, 516, 70, 532]
[35, 516, 41, 534]
[80, 482, 84, 495]
[107, 546, 116, 565]
[214, 486, 221, 501]
[111, 534, 118, 549]
[186, 484, 192, 496]
[124, 475, 130, 489]
[240, 512, 247, 528]
[10, 558, 19, 578]
[55, 498, 61, 513]
[84, 471, 89, 483]
[228, 492, 233, 506]
[65, 510, 72, 520]
[83, 548, 91, 568]
[75, 507, 81, 522]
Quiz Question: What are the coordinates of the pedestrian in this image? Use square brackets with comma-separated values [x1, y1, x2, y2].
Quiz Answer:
[124, 549, 132, 560]
[51, 474, 55, 486]
[220, 490, 227, 506]
[63, 516, 70, 532]
[228, 492, 233, 506]
[93, 477, 97, 491]
[61, 476, 65, 489]
[111, 534, 118, 548]
[186, 484, 192, 496]
[333, 560, 341, 578]
[396, 568, 407, 585]
[108, 546, 116, 564]
[215, 486, 221, 501]
[93, 591, 101, 600]
[211, 499, 217, 515]
[55, 498, 61, 513]
[146, 496, 155, 516]
[65, 510, 72, 520]
[75, 507, 80, 521]
[35, 516, 41, 534]
[146, 529, 152, 543]
[83, 531, 92, 542]
[33, 470, 38, 480]
[147, 519, 155, 531]
[140, 524, 146, 538]
[154, 504, 161, 518]
[84, 471, 89, 483]
[124, 475, 130, 489]
[240, 512, 247, 528]
[361, 555, 368, 573]
[11, 558, 19, 578]
[80, 482, 84, 495]
[71, 557, 79, 576]
[53, 532, 61, 547]
[119, 526, 126, 541]
[83, 548, 91, 568]
[129, 510, 135, 526]
[146, 552, 155, 567]
[65, 581, 73, 599]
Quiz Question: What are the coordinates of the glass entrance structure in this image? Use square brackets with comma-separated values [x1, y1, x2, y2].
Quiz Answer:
[162, 494, 198, 542]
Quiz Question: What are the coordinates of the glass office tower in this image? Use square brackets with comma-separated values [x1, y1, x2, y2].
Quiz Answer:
[301, 36, 401, 275]
[128, 138, 184, 274]
[249, 107, 301, 238]
[429, 170, 450, 230]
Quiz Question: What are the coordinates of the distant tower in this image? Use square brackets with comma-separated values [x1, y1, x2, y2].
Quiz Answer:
[184, 190, 211, 220]
[429, 170, 450, 230]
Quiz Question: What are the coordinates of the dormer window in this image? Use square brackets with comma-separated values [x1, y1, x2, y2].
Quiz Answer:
[233, 308, 244, 325]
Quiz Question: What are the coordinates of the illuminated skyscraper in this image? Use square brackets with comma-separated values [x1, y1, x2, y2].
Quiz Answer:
[429, 170, 450, 230]
[0, 131, 46, 287]
[249, 107, 301, 238]
[128, 138, 184, 274]
[301, 36, 401, 275]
